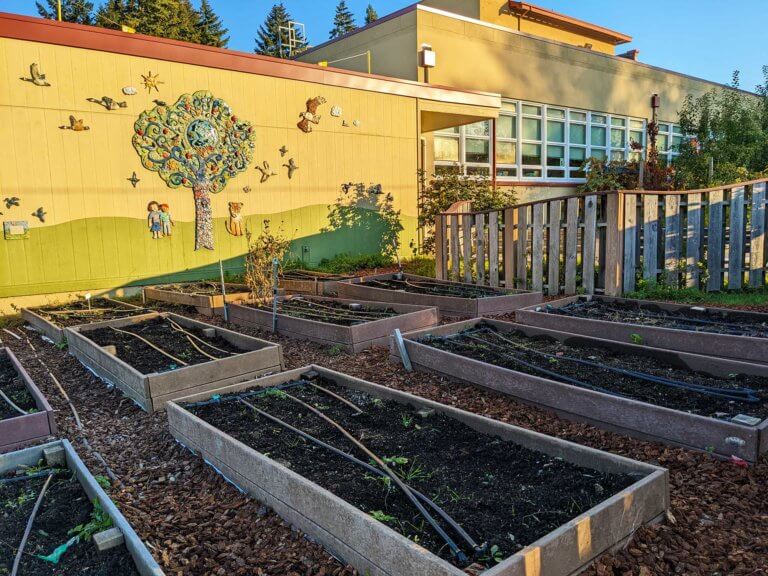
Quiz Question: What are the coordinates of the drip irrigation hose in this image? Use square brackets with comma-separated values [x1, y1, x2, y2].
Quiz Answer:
[307, 382, 364, 414]
[166, 319, 235, 356]
[480, 328, 760, 403]
[0, 389, 28, 416]
[0, 470, 54, 485]
[280, 390, 469, 563]
[11, 472, 54, 576]
[238, 398, 483, 554]
[108, 326, 188, 367]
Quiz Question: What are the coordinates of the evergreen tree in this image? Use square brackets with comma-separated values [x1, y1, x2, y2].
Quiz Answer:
[255, 3, 304, 58]
[329, 0, 356, 39]
[195, 0, 229, 47]
[95, 0, 131, 30]
[36, 0, 94, 24]
[96, 0, 200, 43]
[364, 4, 378, 25]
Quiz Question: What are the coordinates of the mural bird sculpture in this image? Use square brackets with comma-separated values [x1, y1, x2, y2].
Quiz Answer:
[20, 63, 50, 87]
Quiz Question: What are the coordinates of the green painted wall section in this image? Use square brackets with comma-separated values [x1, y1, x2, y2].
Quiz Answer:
[0, 205, 417, 298]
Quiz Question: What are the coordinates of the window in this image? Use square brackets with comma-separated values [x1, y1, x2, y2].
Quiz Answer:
[432, 100, 646, 182]
[656, 123, 682, 165]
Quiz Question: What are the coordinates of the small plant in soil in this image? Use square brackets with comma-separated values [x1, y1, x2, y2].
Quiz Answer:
[420, 322, 768, 420]
[249, 297, 400, 327]
[154, 282, 239, 295]
[84, 317, 244, 375]
[547, 299, 768, 338]
[32, 299, 148, 328]
[186, 377, 636, 568]
[361, 275, 508, 299]
[0, 354, 36, 420]
[0, 466, 138, 574]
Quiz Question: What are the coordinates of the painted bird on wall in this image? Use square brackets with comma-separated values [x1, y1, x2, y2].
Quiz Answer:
[59, 116, 90, 131]
[31, 207, 46, 223]
[20, 63, 50, 87]
[4, 197, 20, 209]
[255, 161, 278, 183]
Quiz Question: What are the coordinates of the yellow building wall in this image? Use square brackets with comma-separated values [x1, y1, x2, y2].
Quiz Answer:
[0, 37, 420, 299]
[297, 10, 418, 80]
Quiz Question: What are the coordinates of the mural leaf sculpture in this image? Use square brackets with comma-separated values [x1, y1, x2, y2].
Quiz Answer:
[132, 91, 255, 250]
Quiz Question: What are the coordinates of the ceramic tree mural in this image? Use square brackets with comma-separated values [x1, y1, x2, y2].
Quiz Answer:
[132, 91, 255, 250]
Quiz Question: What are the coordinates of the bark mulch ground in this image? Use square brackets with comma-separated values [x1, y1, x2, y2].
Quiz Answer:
[2, 303, 767, 575]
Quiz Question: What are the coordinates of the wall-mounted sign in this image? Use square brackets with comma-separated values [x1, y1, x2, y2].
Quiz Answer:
[3, 220, 29, 240]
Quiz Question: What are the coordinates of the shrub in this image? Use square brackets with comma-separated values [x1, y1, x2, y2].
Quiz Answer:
[244, 219, 293, 298]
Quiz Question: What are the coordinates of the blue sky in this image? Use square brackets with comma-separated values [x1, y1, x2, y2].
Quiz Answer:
[6, 0, 768, 91]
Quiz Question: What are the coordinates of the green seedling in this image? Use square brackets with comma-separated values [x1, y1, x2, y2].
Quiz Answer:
[382, 456, 409, 466]
[5, 489, 35, 510]
[263, 388, 287, 399]
[94, 475, 111, 489]
[369, 510, 396, 523]
[371, 398, 383, 408]
[68, 501, 113, 541]
[401, 414, 413, 428]
[397, 459, 432, 483]
[630, 333, 643, 345]
[327, 344, 344, 356]
[55, 342, 68, 351]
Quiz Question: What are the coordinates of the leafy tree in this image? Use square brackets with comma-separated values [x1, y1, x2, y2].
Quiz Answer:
[36, 0, 94, 24]
[329, 0, 356, 39]
[133, 91, 255, 250]
[255, 3, 305, 58]
[364, 3, 378, 25]
[196, 0, 229, 47]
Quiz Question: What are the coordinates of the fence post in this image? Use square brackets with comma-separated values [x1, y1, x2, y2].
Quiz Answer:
[622, 193, 637, 293]
[503, 207, 516, 289]
[434, 215, 447, 280]
[749, 182, 766, 287]
[604, 192, 624, 296]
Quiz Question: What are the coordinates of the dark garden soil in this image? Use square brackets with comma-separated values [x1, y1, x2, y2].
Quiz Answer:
[33, 299, 148, 328]
[549, 299, 768, 338]
[361, 276, 508, 298]
[0, 468, 138, 575]
[84, 317, 244, 374]
[188, 379, 636, 568]
[249, 298, 400, 326]
[2, 300, 768, 575]
[419, 323, 768, 420]
[154, 282, 248, 295]
[0, 354, 36, 420]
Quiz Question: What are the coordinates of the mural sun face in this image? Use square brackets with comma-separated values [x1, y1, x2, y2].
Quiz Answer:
[186, 118, 219, 149]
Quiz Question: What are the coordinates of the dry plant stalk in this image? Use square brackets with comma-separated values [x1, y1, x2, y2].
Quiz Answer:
[244, 220, 292, 299]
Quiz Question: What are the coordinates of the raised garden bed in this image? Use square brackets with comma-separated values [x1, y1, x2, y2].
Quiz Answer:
[22, 298, 146, 345]
[229, 296, 439, 353]
[0, 348, 56, 453]
[143, 282, 252, 316]
[168, 365, 668, 576]
[280, 270, 356, 296]
[66, 312, 283, 412]
[392, 318, 768, 461]
[0, 439, 163, 575]
[516, 295, 768, 364]
[337, 273, 542, 316]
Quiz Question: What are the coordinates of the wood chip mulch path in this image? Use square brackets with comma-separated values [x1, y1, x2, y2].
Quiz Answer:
[2, 304, 767, 576]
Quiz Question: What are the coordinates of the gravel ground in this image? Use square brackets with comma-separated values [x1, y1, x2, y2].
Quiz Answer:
[2, 304, 767, 576]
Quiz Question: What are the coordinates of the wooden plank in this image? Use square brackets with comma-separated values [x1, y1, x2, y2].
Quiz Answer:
[564, 198, 579, 295]
[476, 213, 486, 285]
[749, 182, 766, 287]
[434, 216, 446, 280]
[685, 193, 703, 288]
[531, 203, 544, 292]
[707, 189, 725, 291]
[642, 195, 659, 282]
[516, 207, 528, 289]
[729, 186, 745, 290]
[547, 200, 562, 295]
[583, 195, 597, 294]
[503, 207, 516, 289]
[489, 211, 500, 287]
[462, 214, 473, 283]
[622, 194, 637, 293]
[449, 214, 460, 281]
[604, 193, 623, 296]
[664, 195, 681, 286]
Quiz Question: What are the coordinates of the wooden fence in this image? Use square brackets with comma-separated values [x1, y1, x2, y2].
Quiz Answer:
[434, 178, 768, 296]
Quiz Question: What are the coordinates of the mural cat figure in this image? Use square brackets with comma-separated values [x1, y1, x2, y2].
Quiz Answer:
[297, 96, 326, 133]
[226, 202, 245, 236]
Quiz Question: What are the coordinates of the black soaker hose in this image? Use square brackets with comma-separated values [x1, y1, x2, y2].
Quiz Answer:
[238, 398, 483, 554]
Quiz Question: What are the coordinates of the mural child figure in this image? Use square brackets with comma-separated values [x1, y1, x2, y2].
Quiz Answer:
[147, 201, 162, 239]
[159, 203, 174, 236]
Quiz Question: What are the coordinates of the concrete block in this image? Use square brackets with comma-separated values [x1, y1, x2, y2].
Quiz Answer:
[202, 328, 216, 338]
[93, 527, 125, 552]
[102, 345, 117, 355]
[43, 445, 66, 467]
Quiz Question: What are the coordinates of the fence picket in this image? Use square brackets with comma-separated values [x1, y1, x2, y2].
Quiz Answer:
[583, 195, 597, 294]
[547, 201, 562, 295]
[462, 214, 473, 283]
[489, 211, 500, 287]
[503, 208, 516, 289]
[449, 215, 459, 281]
[643, 195, 659, 282]
[664, 195, 681, 286]
[516, 207, 528, 289]
[476, 213, 486, 285]
[434, 216, 447, 280]
[729, 186, 745, 290]
[707, 189, 725, 291]
[750, 182, 766, 287]
[686, 193, 703, 288]
[623, 194, 637, 292]
[532, 203, 544, 292]
[565, 197, 579, 295]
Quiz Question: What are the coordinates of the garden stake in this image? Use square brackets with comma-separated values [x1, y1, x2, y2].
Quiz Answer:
[280, 390, 468, 563]
[393, 329, 412, 372]
[239, 397, 483, 553]
[272, 258, 280, 332]
[11, 472, 54, 576]
[219, 259, 229, 322]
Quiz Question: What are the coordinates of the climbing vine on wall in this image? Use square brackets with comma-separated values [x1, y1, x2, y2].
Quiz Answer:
[132, 91, 255, 250]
